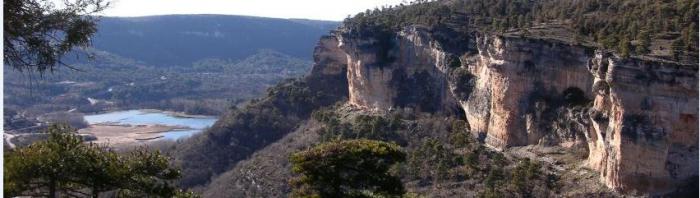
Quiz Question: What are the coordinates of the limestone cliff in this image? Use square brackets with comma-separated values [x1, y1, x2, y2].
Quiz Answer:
[339, 26, 466, 113]
[466, 35, 595, 149]
[586, 52, 698, 194]
[325, 25, 698, 195]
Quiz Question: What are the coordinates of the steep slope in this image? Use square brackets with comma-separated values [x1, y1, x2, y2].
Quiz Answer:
[173, 35, 348, 187]
[174, 0, 698, 196]
[202, 119, 322, 197]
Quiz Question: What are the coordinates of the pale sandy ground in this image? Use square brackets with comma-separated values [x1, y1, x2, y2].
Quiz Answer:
[78, 124, 189, 147]
[140, 108, 213, 118]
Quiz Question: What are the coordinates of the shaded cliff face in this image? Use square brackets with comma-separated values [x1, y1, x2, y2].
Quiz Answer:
[329, 26, 698, 195]
[338, 26, 465, 113]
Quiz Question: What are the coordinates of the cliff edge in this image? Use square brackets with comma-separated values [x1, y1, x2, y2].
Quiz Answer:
[325, 23, 698, 195]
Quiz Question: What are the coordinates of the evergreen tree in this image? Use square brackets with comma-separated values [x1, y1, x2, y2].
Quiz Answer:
[4, 0, 109, 73]
[4, 124, 196, 198]
[290, 139, 406, 197]
[683, 23, 698, 51]
[618, 36, 631, 58]
[671, 38, 685, 61]
[635, 30, 651, 54]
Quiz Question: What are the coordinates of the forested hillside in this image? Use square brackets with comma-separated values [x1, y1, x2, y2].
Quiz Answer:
[344, 0, 697, 61]
[91, 15, 337, 66]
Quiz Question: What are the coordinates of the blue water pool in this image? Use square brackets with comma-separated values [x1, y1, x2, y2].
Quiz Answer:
[84, 110, 217, 140]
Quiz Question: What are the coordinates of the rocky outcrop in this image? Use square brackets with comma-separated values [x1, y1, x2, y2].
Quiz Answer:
[328, 25, 698, 195]
[586, 53, 698, 194]
[468, 35, 699, 194]
[465, 35, 595, 149]
[338, 26, 464, 113]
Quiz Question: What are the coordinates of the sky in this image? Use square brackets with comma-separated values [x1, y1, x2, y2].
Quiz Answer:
[93, 0, 407, 21]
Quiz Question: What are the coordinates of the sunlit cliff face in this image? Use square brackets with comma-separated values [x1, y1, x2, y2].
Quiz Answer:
[327, 26, 698, 195]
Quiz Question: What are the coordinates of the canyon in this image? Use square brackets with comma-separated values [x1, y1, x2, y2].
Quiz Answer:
[327, 25, 698, 195]
[169, 2, 698, 196]
[5, 0, 698, 197]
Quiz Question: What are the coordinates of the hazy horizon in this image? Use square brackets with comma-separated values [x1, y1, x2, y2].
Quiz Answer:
[70, 0, 407, 21]
[97, 13, 343, 22]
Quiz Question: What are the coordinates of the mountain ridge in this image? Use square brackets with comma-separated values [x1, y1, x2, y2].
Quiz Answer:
[91, 15, 339, 67]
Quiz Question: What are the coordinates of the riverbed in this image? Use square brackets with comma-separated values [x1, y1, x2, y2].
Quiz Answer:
[79, 109, 217, 146]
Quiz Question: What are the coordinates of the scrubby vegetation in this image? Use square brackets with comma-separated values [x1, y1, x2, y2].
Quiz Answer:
[406, 138, 460, 183]
[172, 73, 348, 187]
[312, 108, 403, 142]
[307, 105, 564, 197]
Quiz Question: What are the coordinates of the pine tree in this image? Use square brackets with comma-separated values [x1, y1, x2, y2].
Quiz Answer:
[635, 30, 652, 54]
[683, 23, 698, 51]
[4, 124, 195, 197]
[671, 38, 685, 61]
[290, 139, 406, 197]
[4, 0, 109, 73]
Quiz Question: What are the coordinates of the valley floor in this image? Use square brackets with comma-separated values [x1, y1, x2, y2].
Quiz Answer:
[78, 124, 185, 147]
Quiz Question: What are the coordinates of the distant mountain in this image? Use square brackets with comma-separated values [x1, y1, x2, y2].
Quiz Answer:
[91, 15, 339, 66]
[5, 15, 337, 123]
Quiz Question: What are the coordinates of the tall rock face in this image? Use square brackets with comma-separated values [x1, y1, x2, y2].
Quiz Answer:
[324, 25, 698, 195]
[338, 26, 467, 113]
[587, 53, 698, 194]
[307, 34, 349, 94]
[466, 35, 595, 149]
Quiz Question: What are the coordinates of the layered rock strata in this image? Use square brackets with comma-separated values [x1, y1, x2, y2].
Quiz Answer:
[329, 26, 698, 195]
[586, 52, 698, 194]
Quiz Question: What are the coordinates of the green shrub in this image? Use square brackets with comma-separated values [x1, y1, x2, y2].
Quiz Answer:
[407, 138, 459, 182]
[290, 139, 406, 197]
[449, 120, 471, 148]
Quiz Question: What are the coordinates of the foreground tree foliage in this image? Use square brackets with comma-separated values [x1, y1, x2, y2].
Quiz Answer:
[290, 139, 406, 197]
[4, 124, 197, 198]
[4, 0, 109, 72]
